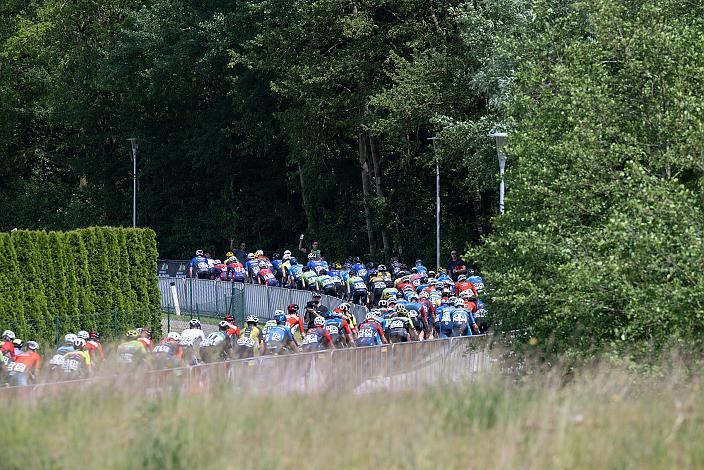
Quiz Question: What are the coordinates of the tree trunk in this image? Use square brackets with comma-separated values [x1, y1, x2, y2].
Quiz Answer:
[359, 134, 375, 256]
[368, 134, 391, 257]
[473, 190, 484, 238]
[298, 163, 317, 234]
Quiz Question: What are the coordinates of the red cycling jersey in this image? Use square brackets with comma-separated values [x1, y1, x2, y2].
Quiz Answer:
[85, 340, 105, 362]
[455, 281, 477, 296]
[12, 351, 41, 378]
[286, 314, 305, 334]
[1, 340, 15, 362]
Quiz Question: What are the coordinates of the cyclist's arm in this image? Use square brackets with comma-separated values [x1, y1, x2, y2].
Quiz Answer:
[376, 324, 388, 344]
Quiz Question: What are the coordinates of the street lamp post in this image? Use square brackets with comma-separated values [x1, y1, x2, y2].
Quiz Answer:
[489, 132, 508, 215]
[128, 138, 138, 227]
[428, 136, 441, 271]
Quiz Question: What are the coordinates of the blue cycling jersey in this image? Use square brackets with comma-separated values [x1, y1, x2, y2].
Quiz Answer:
[288, 264, 303, 279]
[189, 256, 210, 273]
[264, 325, 294, 348]
[272, 259, 283, 274]
[415, 264, 428, 274]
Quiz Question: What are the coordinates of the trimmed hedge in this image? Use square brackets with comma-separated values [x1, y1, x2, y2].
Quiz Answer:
[0, 227, 161, 344]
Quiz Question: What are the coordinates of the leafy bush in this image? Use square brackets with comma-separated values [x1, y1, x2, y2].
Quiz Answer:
[0, 227, 161, 344]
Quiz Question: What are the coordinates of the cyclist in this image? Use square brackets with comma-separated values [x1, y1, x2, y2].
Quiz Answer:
[328, 263, 347, 297]
[86, 331, 105, 362]
[258, 260, 278, 286]
[434, 299, 454, 338]
[245, 253, 260, 281]
[385, 305, 415, 343]
[301, 316, 335, 351]
[138, 328, 155, 351]
[152, 332, 183, 369]
[316, 269, 337, 296]
[347, 269, 369, 305]
[414, 259, 428, 274]
[451, 298, 479, 336]
[63, 338, 92, 379]
[405, 294, 428, 340]
[351, 257, 367, 280]
[301, 266, 318, 291]
[180, 319, 207, 366]
[200, 321, 234, 363]
[378, 264, 393, 287]
[8, 340, 41, 386]
[357, 311, 387, 346]
[188, 249, 210, 279]
[368, 269, 387, 306]
[263, 312, 299, 355]
[226, 256, 247, 283]
[286, 304, 306, 337]
[223, 315, 240, 339]
[381, 285, 400, 303]
[338, 303, 357, 337]
[235, 315, 265, 358]
[56, 333, 77, 356]
[116, 330, 148, 366]
[455, 275, 478, 297]
[324, 310, 354, 348]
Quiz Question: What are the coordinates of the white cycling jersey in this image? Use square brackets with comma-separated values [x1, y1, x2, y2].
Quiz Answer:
[179, 328, 206, 347]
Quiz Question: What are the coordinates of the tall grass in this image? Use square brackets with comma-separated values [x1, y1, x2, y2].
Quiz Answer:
[3, 357, 704, 469]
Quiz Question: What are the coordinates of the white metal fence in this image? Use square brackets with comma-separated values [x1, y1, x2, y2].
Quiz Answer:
[0, 335, 490, 398]
[158, 278, 368, 324]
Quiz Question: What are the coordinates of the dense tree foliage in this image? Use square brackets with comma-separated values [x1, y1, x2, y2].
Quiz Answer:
[476, 0, 704, 355]
[1, 0, 516, 261]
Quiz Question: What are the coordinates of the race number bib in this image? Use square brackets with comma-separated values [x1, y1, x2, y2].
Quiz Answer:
[237, 337, 256, 347]
[325, 325, 339, 335]
[390, 320, 404, 329]
[359, 328, 374, 338]
[302, 334, 319, 345]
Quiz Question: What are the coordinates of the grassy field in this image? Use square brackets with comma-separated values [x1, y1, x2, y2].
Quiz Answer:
[3, 357, 704, 469]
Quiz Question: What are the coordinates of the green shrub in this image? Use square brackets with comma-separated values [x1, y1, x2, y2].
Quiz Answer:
[0, 227, 160, 344]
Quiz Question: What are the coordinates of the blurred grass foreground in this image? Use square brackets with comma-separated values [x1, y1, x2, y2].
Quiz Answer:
[2, 353, 704, 469]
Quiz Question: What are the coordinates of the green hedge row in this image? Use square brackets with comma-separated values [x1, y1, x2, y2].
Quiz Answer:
[0, 227, 161, 344]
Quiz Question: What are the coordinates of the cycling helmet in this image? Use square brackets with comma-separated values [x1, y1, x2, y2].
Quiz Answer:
[365, 311, 376, 322]
[218, 320, 230, 330]
[255, 250, 264, 257]
[246, 315, 259, 324]
[411, 267, 418, 273]
[283, 253, 291, 260]
[226, 251, 234, 258]
[338, 303, 349, 312]
[27, 341, 39, 350]
[308, 253, 316, 259]
[409, 293, 419, 300]
[2, 330, 15, 340]
[126, 330, 139, 338]
[378, 299, 387, 307]
[378, 264, 387, 271]
[354, 256, 361, 263]
[74, 338, 86, 349]
[12, 338, 23, 349]
[64, 333, 77, 344]
[224, 314, 234, 323]
[366, 262, 374, 269]
[387, 298, 397, 305]
[288, 303, 299, 312]
[457, 274, 467, 282]
[247, 253, 255, 260]
[189, 319, 201, 329]
[283, 249, 292, 256]
[195, 249, 204, 256]
[420, 291, 429, 299]
[89, 331, 100, 340]
[274, 312, 286, 324]
[314, 316, 325, 327]
[77, 330, 89, 340]
[167, 332, 180, 341]
[428, 271, 436, 277]
[272, 252, 281, 260]
[454, 298, 465, 307]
